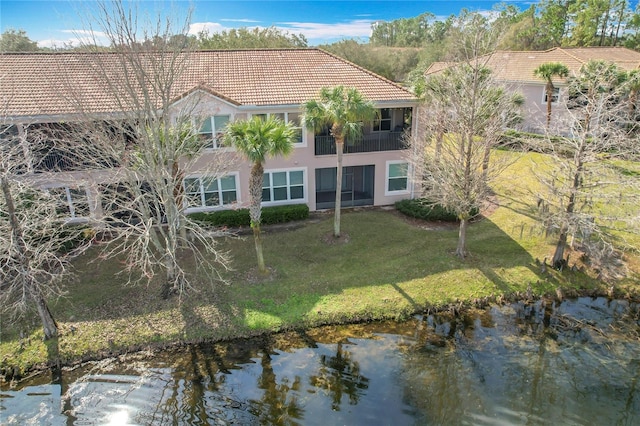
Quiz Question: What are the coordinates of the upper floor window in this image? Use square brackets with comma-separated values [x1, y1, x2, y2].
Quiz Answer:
[254, 112, 303, 144]
[47, 186, 90, 219]
[374, 108, 392, 132]
[543, 87, 560, 104]
[184, 174, 238, 209]
[198, 115, 230, 149]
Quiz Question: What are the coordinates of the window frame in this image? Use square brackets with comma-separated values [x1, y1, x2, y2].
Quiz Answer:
[373, 108, 392, 132]
[183, 173, 240, 212]
[542, 86, 561, 104]
[252, 111, 306, 147]
[261, 167, 307, 206]
[46, 185, 90, 221]
[385, 161, 410, 195]
[197, 115, 231, 150]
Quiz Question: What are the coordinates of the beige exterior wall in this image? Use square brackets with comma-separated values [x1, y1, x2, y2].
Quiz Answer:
[179, 92, 417, 212]
[13, 91, 417, 220]
[508, 82, 570, 134]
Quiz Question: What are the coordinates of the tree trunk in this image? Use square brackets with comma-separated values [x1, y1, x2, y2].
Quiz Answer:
[2, 176, 58, 339]
[456, 218, 468, 258]
[434, 126, 444, 165]
[546, 82, 553, 127]
[552, 226, 568, 268]
[162, 252, 178, 299]
[481, 142, 491, 184]
[253, 225, 266, 273]
[35, 291, 58, 340]
[334, 140, 344, 238]
[553, 149, 584, 269]
[172, 161, 187, 246]
[249, 162, 266, 272]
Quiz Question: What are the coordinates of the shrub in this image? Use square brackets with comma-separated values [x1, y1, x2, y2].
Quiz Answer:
[189, 204, 309, 227]
[395, 198, 478, 222]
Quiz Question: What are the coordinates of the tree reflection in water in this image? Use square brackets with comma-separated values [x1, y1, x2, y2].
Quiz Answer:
[248, 343, 304, 425]
[309, 341, 370, 411]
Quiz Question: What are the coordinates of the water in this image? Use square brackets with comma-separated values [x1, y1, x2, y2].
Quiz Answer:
[1, 297, 639, 425]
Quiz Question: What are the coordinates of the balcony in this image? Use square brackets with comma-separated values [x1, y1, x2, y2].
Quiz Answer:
[314, 131, 408, 156]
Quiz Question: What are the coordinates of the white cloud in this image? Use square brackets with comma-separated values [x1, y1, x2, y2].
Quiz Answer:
[189, 19, 374, 44]
[277, 20, 373, 40]
[189, 22, 228, 35]
[37, 29, 110, 48]
[220, 18, 260, 23]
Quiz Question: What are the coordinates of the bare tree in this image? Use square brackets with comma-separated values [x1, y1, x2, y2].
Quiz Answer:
[0, 124, 91, 339]
[411, 13, 523, 259]
[532, 60, 640, 275]
[61, 1, 233, 297]
[412, 61, 523, 258]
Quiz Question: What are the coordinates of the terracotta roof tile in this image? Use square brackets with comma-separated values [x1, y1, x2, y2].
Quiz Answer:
[1, 49, 415, 119]
[425, 47, 640, 84]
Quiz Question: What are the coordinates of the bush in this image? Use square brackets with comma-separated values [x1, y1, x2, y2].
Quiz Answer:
[395, 198, 478, 222]
[189, 204, 309, 227]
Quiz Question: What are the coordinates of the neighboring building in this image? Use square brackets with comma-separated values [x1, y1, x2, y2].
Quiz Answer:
[0, 49, 418, 220]
[425, 46, 640, 133]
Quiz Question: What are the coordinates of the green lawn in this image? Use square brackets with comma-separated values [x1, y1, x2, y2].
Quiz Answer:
[2, 151, 639, 378]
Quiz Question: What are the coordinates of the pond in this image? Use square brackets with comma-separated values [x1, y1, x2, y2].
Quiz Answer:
[1, 297, 639, 425]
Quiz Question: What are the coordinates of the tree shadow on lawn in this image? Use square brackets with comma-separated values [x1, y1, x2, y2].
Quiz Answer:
[213, 210, 557, 331]
[2, 210, 559, 355]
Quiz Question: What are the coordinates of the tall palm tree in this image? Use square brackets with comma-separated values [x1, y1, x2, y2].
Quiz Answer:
[224, 116, 297, 273]
[302, 86, 377, 238]
[533, 62, 570, 128]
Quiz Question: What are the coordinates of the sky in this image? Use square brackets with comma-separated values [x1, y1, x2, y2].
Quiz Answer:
[1, 0, 536, 47]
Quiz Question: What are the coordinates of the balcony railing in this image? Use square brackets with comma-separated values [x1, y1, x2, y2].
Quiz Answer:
[314, 131, 408, 156]
[32, 150, 121, 173]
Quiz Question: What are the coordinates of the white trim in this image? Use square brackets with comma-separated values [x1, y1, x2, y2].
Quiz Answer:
[194, 114, 235, 151]
[261, 167, 308, 206]
[385, 160, 410, 196]
[541, 86, 560, 104]
[183, 172, 241, 213]
[249, 111, 307, 148]
[43, 185, 91, 220]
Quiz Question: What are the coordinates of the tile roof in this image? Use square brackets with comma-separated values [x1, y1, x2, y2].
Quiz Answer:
[425, 47, 640, 84]
[1, 49, 415, 119]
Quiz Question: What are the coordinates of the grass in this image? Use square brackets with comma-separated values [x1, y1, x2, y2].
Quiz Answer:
[2, 151, 639, 379]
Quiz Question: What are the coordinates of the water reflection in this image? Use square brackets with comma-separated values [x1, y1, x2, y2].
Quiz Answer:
[1, 297, 638, 425]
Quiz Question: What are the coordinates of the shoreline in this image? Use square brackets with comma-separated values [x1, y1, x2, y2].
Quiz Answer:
[2, 205, 639, 385]
[3, 285, 638, 386]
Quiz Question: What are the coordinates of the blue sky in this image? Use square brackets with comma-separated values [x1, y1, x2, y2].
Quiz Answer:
[1, 1, 539, 47]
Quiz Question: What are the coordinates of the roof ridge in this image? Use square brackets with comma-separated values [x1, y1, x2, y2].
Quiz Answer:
[193, 47, 316, 53]
[317, 48, 414, 96]
[555, 47, 585, 64]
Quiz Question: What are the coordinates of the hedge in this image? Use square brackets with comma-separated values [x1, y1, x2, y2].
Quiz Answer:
[395, 198, 479, 222]
[189, 204, 309, 227]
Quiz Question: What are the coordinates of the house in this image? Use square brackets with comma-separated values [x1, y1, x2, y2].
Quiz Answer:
[0, 49, 418, 220]
[425, 46, 640, 133]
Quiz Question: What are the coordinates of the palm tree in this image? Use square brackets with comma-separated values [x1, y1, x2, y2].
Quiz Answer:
[533, 62, 570, 128]
[302, 86, 377, 238]
[224, 116, 297, 273]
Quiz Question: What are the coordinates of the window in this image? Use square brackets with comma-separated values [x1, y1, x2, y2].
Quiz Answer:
[184, 175, 238, 209]
[254, 112, 303, 144]
[48, 186, 90, 219]
[543, 87, 560, 104]
[374, 108, 392, 132]
[262, 169, 305, 203]
[199, 115, 230, 149]
[386, 161, 409, 194]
